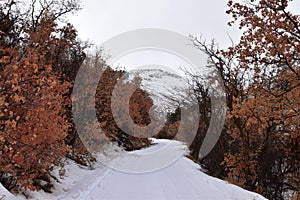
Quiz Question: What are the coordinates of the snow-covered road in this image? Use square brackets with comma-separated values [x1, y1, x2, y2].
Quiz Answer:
[58, 139, 266, 200]
[2, 139, 267, 200]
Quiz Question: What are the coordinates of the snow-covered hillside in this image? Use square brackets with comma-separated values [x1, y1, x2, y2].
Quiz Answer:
[3, 139, 267, 200]
[130, 69, 190, 116]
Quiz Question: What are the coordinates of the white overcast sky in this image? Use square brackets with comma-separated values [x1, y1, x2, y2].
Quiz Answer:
[69, 0, 241, 48]
[68, 0, 300, 71]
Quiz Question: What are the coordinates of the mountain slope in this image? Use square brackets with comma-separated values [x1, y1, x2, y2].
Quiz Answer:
[130, 69, 189, 116]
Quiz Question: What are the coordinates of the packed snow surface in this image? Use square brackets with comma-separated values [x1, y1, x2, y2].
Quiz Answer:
[2, 139, 267, 200]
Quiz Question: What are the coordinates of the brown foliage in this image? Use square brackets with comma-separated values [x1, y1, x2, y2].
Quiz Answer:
[184, 1, 300, 199]
[0, 26, 70, 192]
[223, 1, 300, 199]
[226, 0, 300, 82]
[0, 0, 83, 193]
[72, 55, 154, 151]
[0, 0, 154, 194]
[95, 67, 152, 150]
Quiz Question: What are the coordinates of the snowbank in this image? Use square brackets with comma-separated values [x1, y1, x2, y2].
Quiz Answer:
[0, 183, 14, 200]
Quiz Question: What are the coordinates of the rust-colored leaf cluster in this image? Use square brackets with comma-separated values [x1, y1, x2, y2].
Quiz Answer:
[0, 0, 84, 193]
[185, 1, 300, 199]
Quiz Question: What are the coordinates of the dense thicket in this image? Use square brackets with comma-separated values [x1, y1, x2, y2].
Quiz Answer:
[157, 1, 299, 199]
[0, 0, 153, 193]
[222, 1, 300, 199]
[190, 1, 300, 199]
[0, 0, 82, 192]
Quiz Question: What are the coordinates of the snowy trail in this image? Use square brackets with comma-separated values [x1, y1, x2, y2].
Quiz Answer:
[58, 139, 266, 200]
[0, 185, 14, 200]
[1, 139, 267, 200]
